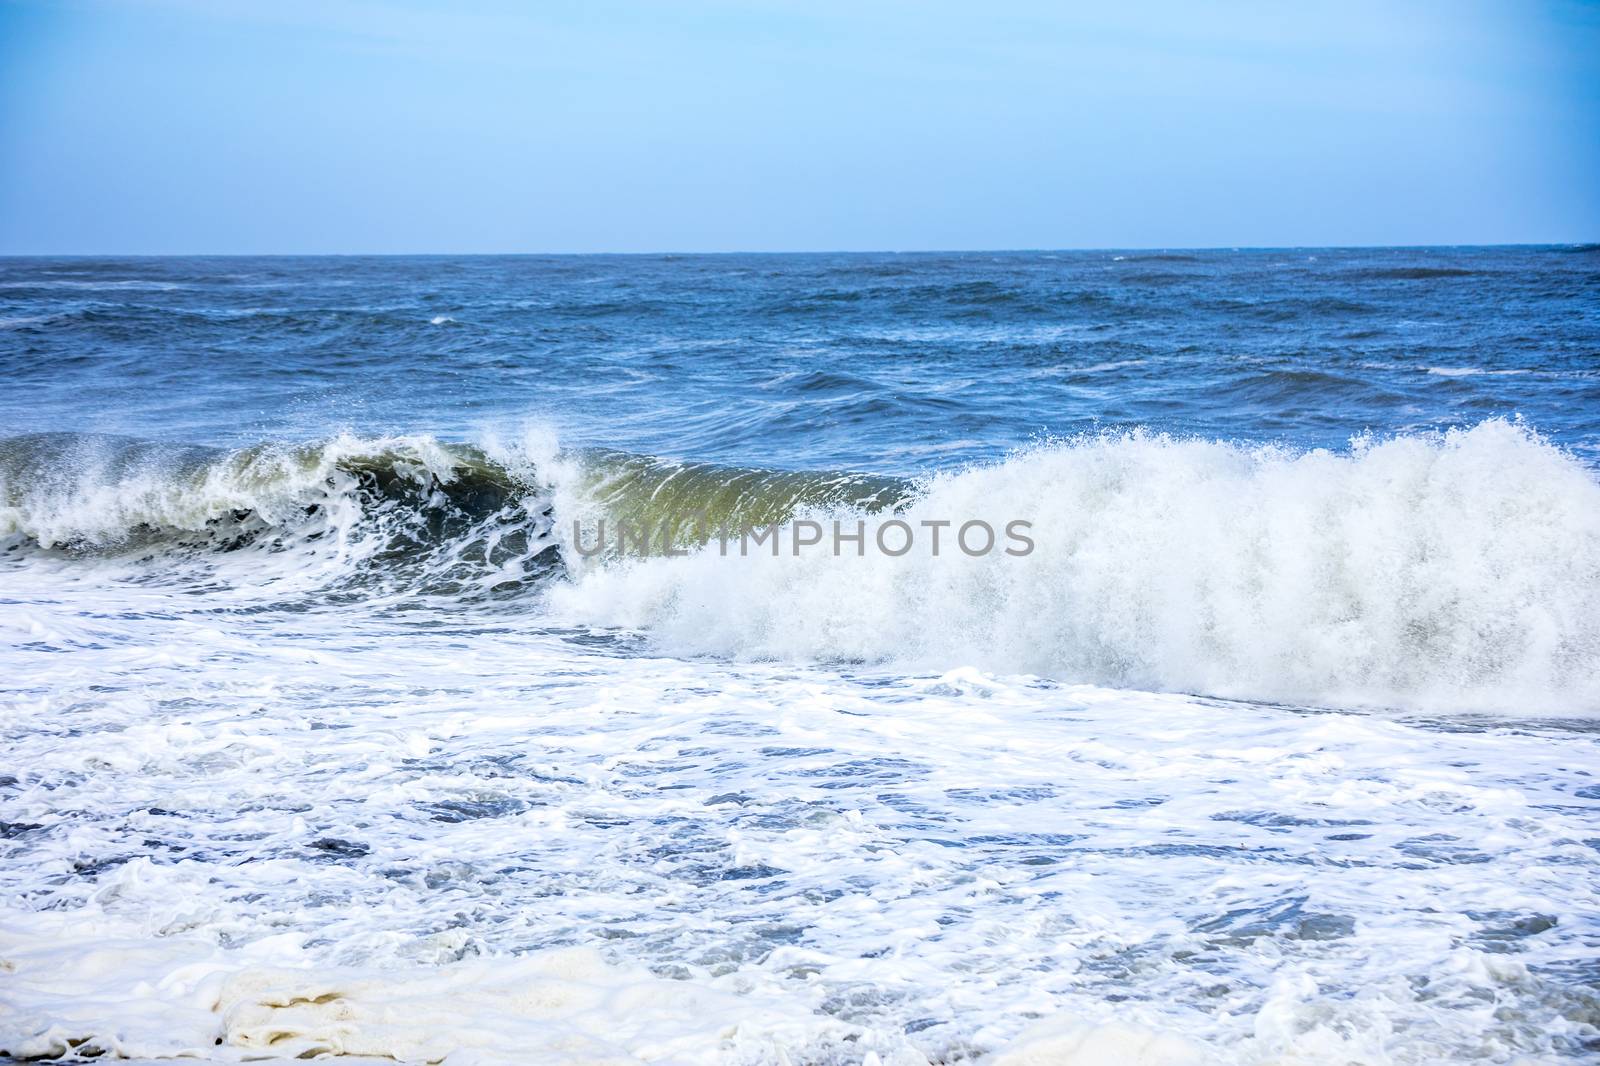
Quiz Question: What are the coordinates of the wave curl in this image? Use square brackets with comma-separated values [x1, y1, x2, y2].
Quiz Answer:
[6, 420, 1598, 713]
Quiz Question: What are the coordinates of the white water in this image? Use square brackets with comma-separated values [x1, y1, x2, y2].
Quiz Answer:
[555, 420, 1600, 714]
[5, 582, 1597, 1062]
[0, 431, 481, 550]
[3, 420, 1599, 1063]
[9, 420, 1597, 719]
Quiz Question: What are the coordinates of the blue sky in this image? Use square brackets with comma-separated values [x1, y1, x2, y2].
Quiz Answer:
[1, 0, 1596, 253]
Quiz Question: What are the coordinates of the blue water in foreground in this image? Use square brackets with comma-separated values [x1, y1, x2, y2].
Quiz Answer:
[2, 247, 1599, 1065]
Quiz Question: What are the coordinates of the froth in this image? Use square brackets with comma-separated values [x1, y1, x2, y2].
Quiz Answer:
[551, 420, 1600, 714]
[0, 432, 466, 550]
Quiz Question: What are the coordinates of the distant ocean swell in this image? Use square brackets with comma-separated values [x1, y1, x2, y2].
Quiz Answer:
[4, 418, 1597, 714]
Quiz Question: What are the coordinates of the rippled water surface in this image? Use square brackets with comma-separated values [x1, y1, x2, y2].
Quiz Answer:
[4, 247, 1598, 465]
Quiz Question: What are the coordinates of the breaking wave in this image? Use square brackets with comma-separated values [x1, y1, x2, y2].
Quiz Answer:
[5, 419, 1599, 713]
[0, 431, 561, 599]
[0, 431, 904, 599]
[551, 420, 1600, 714]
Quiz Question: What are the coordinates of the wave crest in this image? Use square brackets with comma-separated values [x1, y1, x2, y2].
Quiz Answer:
[0, 432, 557, 597]
[551, 420, 1600, 713]
[7, 421, 1598, 712]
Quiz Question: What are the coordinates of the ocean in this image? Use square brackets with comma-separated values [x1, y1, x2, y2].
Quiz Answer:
[2, 247, 1598, 1064]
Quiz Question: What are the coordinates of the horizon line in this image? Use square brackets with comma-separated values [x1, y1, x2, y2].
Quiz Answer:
[2, 241, 1597, 259]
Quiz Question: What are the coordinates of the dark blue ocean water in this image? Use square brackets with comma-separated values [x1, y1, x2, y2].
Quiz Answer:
[3, 246, 1597, 470]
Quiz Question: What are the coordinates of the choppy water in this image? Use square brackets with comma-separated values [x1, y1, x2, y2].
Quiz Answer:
[2, 248, 1599, 1064]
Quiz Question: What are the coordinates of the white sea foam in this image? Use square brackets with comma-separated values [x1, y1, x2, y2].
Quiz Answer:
[1425, 366, 1531, 377]
[3, 598, 1594, 1063]
[0, 432, 468, 549]
[0, 920, 878, 1063]
[0, 279, 186, 291]
[550, 419, 1600, 714]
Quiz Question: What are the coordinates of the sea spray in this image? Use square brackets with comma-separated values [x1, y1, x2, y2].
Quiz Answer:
[5, 419, 1597, 712]
[550, 420, 1600, 713]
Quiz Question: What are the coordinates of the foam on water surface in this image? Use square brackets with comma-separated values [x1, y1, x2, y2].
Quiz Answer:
[4, 541, 1599, 1061]
[559, 419, 1600, 714]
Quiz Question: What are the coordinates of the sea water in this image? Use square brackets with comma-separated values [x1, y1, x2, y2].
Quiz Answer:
[2, 248, 1598, 1063]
